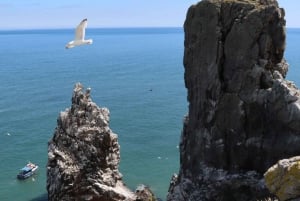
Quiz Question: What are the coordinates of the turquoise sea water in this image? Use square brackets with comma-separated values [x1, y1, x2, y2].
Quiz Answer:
[0, 28, 299, 201]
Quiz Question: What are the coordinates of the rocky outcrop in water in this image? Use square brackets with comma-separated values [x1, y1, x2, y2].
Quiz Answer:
[135, 185, 158, 201]
[167, 0, 300, 200]
[47, 83, 136, 201]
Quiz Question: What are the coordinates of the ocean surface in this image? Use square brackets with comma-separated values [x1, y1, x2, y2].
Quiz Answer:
[0, 28, 299, 201]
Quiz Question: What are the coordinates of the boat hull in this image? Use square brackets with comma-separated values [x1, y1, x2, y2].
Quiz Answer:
[17, 165, 38, 180]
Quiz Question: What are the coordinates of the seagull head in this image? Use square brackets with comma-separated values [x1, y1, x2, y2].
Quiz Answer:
[86, 39, 93, 45]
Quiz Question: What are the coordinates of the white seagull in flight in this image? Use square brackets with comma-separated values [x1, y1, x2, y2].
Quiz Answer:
[65, 18, 93, 49]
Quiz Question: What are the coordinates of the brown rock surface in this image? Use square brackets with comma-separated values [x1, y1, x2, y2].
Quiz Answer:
[265, 156, 300, 201]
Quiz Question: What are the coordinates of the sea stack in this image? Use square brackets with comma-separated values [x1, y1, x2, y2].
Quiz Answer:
[167, 0, 300, 200]
[47, 83, 136, 201]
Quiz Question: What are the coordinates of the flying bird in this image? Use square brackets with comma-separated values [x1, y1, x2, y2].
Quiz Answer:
[65, 18, 93, 49]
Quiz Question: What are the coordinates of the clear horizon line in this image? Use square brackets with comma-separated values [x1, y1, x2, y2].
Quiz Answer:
[0, 26, 185, 31]
[0, 25, 299, 31]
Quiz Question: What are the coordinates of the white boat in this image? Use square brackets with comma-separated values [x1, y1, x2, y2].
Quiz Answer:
[17, 162, 39, 180]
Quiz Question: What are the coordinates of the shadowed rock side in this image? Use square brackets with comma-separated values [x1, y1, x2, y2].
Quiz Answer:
[167, 0, 300, 200]
[47, 83, 136, 201]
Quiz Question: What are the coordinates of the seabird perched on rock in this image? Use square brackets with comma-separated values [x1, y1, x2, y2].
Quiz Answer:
[85, 87, 92, 99]
[65, 19, 93, 49]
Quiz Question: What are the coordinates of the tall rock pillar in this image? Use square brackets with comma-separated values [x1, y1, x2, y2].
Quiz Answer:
[168, 0, 300, 200]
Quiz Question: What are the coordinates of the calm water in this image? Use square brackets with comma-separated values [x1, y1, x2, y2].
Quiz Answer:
[0, 28, 299, 201]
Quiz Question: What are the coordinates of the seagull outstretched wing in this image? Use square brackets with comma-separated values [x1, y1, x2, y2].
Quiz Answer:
[75, 18, 87, 41]
[65, 18, 92, 49]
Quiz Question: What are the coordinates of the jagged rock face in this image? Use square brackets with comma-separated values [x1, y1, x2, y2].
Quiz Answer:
[168, 0, 300, 200]
[47, 83, 136, 201]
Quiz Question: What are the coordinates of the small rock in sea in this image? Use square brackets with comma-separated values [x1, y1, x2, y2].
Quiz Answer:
[135, 184, 158, 201]
[47, 83, 136, 201]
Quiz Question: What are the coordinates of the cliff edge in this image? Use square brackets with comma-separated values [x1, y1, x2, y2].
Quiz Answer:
[47, 83, 136, 201]
[167, 0, 300, 200]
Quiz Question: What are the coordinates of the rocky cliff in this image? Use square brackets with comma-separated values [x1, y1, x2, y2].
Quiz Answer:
[47, 83, 136, 201]
[167, 0, 300, 200]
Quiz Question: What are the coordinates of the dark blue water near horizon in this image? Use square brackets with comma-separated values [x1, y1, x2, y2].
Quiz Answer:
[0, 27, 299, 201]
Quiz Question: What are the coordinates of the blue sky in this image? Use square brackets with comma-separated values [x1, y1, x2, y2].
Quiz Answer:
[0, 0, 299, 29]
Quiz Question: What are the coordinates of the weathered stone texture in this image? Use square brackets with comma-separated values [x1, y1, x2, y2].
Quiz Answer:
[167, 0, 300, 200]
[47, 83, 136, 201]
[265, 156, 300, 201]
